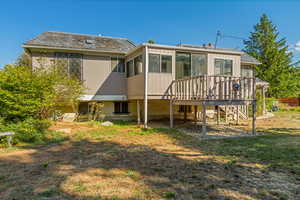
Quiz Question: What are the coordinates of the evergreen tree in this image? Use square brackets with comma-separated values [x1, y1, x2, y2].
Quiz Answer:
[244, 14, 300, 97]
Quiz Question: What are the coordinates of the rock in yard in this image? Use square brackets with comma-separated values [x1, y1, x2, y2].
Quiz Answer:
[101, 121, 114, 127]
[62, 113, 77, 122]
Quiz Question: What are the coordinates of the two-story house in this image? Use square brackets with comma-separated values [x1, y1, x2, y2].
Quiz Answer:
[23, 31, 264, 134]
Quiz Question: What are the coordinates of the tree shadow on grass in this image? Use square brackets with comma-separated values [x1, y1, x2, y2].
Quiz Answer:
[1, 135, 300, 200]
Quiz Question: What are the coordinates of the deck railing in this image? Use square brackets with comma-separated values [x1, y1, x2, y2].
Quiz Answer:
[166, 75, 256, 101]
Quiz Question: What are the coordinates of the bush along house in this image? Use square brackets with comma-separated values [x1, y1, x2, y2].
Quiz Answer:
[23, 31, 269, 134]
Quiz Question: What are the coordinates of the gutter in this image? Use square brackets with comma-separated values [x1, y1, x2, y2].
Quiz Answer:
[22, 44, 127, 55]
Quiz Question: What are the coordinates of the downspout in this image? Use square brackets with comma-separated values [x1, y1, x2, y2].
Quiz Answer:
[144, 45, 149, 128]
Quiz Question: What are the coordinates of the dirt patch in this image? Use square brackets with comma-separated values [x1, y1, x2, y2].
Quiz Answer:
[0, 114, 300, 199]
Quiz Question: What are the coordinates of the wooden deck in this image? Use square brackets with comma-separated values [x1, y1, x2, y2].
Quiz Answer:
[166, 75, 256, 105]
[166, 75, 257, 135]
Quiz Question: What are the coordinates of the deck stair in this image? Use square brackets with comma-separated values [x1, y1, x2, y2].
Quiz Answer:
[219, 105, 248, 120]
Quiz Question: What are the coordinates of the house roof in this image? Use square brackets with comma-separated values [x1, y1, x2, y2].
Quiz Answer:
[241, 53, 261, 65]
[179, 44, 243, 53]
[23, 31, 136, 54]
[127, 43, 245, 56]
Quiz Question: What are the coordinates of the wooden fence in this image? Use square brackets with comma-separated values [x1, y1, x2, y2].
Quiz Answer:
[278, 97, 300, 107]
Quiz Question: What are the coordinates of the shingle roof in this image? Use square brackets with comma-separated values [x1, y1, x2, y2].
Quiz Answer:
[23, 31, 136, 54]
[241, 53, 261, 65]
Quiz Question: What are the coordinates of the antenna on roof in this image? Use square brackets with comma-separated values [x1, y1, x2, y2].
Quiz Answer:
[215, 30, 246, 48]
[215, 30, 221, 49]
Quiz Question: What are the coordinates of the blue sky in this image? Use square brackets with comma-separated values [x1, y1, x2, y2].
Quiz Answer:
[1, 0, 300, 67]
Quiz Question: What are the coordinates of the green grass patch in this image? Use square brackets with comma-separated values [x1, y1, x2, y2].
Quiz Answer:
[73, 182, 87, 193]
[37, 187, 61, 197]
[163, 191, 176, 199]
[199, 134, 300, 174]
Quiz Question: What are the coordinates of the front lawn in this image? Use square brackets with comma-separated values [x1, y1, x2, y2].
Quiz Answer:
[0, 112, 300, 200]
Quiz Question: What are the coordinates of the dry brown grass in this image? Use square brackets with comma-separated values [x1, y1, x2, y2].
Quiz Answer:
[0, 113, 300, 200]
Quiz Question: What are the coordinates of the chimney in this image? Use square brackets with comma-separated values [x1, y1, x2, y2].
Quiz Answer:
[207, 43, 213, 48]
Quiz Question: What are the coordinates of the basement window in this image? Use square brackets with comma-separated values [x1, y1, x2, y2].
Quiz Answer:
[114, 102, 129, 114]
[178, 105, 192, 113]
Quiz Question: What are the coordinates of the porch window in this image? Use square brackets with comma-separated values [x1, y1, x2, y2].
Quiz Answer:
[111, 57, 125, 73]
[214, 59, 233, 76]
[134, 55, 143, 75]
[149, 54, 172, 73]
[55, 52, 82, 80]
[126, 60, 134, 77]
[176, 52, 206, 79]
[149, 54, 160, 72]
[176, 52, 191, 79]
[191, 54, 206, 76]
[114, 102, 129, 114]
[241, 65, 253, 77]
[161, 55, 172, 73]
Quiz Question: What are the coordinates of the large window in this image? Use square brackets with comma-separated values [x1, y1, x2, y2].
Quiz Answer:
[176, 53, 191, 79]
[149, 54, 160, 72]
[55, 52, 82, 80]
[134, 55, 143, 75]
[176, 52, 206, 79]
[149, 54, 172, 73]
[161, 55, 172, 73]
[126, 55, 143, 77]
[111, 57, 125, 73]
[214, 59, 233, 76]
[126, 60, 134, 77]
[241, 65, 253, 77]
[191, 54, 206, 76]
[114, 102, 129, 114]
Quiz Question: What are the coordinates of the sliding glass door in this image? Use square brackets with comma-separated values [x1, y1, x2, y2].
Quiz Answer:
[176, 52, 206, 79]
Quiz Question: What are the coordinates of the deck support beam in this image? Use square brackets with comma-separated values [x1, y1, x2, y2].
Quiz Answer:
[262, 86, 266, 115]
[184, 106, 187, 122]
[225, 106, 228, 123]
[236, 105, 239, 125]
[252, 101, 256, 135]
[194, 106, 198, 122]
[217, 106, 220, 125]
[202, 103, 207, 135]
[170, 101, 174, 128]
[137, 100, 141, 125]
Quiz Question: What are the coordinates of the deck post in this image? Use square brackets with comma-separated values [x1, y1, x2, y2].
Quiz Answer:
[236, 105, 239, 125]
[170, 100, 174, 128]
[225, 106, 228, 123]
[144, 46, 149, 129]
[252, 101, 256, 135]
[184, 106, 187, 122]
[217, 106, 220, 125]
[194, 105, 198, 122]
[202, 102, 207, 135]
[137, 100, 141, 125]
[262, 86, 266, 115]
[252, 77, 256, 135]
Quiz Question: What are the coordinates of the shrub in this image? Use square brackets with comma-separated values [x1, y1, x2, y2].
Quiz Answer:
[7, 118, 51, 143]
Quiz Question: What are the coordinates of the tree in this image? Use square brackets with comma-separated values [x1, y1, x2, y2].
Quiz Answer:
[244, 14, 300, 97]
[15, 51, 32, 67]
[0, 64, 85, 122]
[147, 40, 156, 44]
